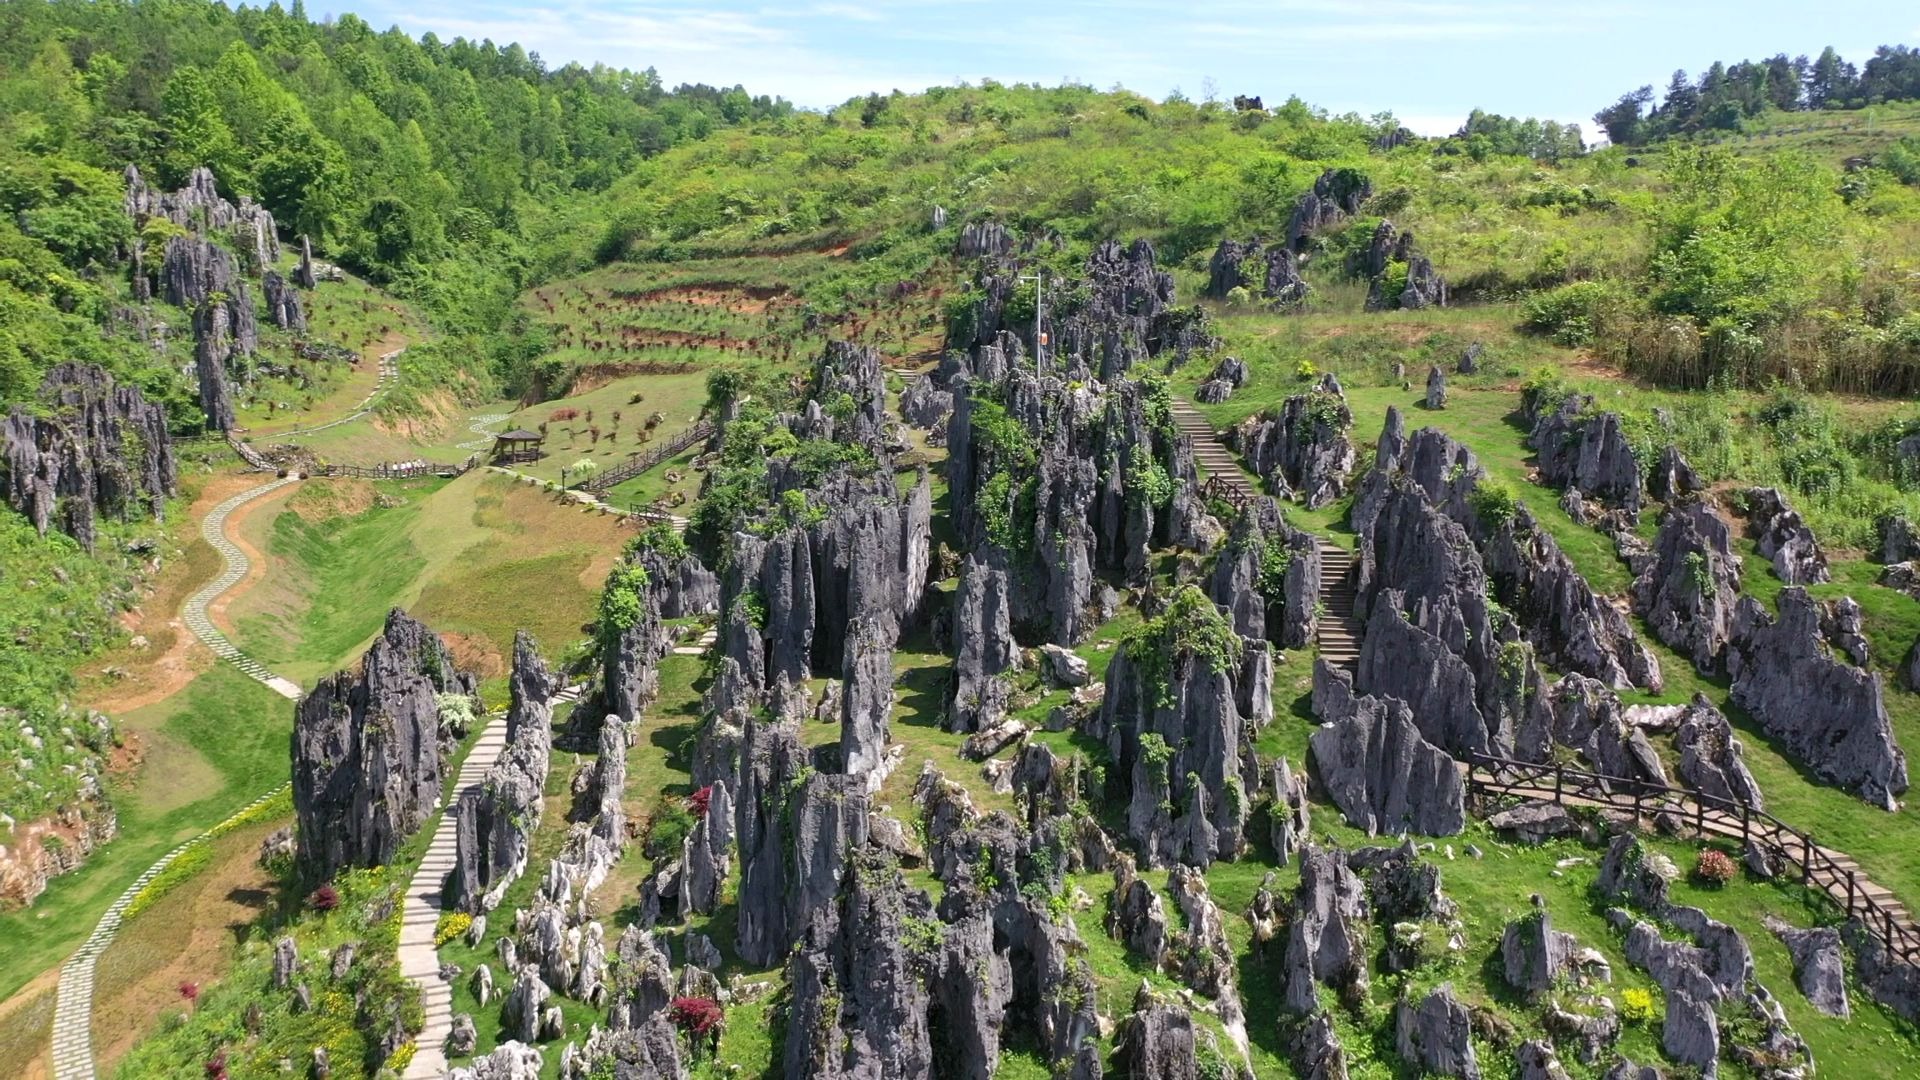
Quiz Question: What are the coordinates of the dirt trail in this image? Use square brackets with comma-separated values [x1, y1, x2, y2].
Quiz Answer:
[207, 483, 294, 639]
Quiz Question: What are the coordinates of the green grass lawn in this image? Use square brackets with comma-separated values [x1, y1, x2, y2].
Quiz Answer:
[0, 664, 291, 1004]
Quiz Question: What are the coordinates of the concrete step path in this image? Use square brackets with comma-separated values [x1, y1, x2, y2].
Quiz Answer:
[403, 682, 581, 1078]
[271, 347, 404, 441]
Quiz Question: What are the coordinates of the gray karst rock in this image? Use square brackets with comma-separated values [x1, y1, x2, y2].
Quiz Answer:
[810, 340, 892, 448]
[1282, 845, 1369, 1014]
[1457, 341, 1482, 374]
[292, 610, 477, 880]
[1394, 985, 1479, 1079]
[1268, 757, 1311, 866]
[295, 234, 317, 289]
[1765, 916, 1849, 1018]
[1038, 643, 1090, 687]
[1880, 513, 1920, 564]
[734, 717, 868, 967]
[897, 374, 953, 429]
[840, 616, 895, 789]
[1545, 1001, 1623, 1065]
[447, 1013, 478, 1056]
[949, 553, 1016, 733]
[1287, 167, 1372, 250]
[503, 966, 551, 1043]
[1108, 854, 1171, 966]
[1263, 243, 1310, 307]
[1166, 865, 1244, 1021]
[1089, 593, 1264, 867]
[125, 165, 279, 269]
[1728, 587, 1908, 809]
[1194, 354, 1250, 403]
[1633, 500, 1743, 674]
[1501, 908, 1578, 998]
[1487, 801, 1580, 844]
[560, 1023, 688, 1080]
[2, 362, 176, 551]
[262, 270, 306, 332]
[473, 963, 494, 1007]
[1206, 497, 1319, 648]
[272, 935, 298, 989]
[782, 849, 935, 1079]
[606, 926, 680, 1053]
[1527, 395, 1644, 516]
[1822, 594, 1872, 667]
[1649, 444, 1704, 503]
[1601, 1061, 1665, 1080]
[595, 559, 668, 737]
[449, 633, 554, 912]
[1844, 917, 1920, 1023]
[1744, 486, 1830, 585]
[682, 780, 732, 915]
[1294, 1011, 1349, 1080]
[1308, 665, 1465, 837]
[191, 297, 237, 432]
[1537, 674, 1668, 788]
[1516, 1040, 1572, 1080]
[1112, 991, 1199, 1080]
[1425, 365, 1447, 408]
[1204, 238, 1260, 298]
[957, 220, 1015, 258]
[1674, 695, 1764, 809]
[634, 546, 719, 619]
[1357, 222, 1447, 311]
[1231, 374, 1357, 509]
[451, 1041, 544, 1080]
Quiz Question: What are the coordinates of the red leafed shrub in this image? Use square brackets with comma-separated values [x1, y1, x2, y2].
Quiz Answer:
[178, 980, 200, 1003]
[550, 407, 580, 422]
[1694, 848, 1738, 886]
[309, 883, 340, 912]
[204, 1050, 228, 1079]
[687, 786, 713, 818]
[670, 995, 724, 1036]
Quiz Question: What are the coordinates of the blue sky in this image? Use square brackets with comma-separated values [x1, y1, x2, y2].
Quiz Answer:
[340, 1, 1920, 134]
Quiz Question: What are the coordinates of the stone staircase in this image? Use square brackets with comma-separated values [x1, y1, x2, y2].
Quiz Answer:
[1315, 540, 1362, 672]
[1168, 399, 1256, 501]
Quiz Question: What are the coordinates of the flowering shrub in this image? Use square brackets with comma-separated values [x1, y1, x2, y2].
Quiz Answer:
[670, 995, 724, 1036]
[435, 912, 474, 948]
[203, 1050, 228, 1079]
[308, 883, 340, 912]
[385, 1040, 417, 1072]
[688, 785, 713, 818]
[1621, 987, 1656, 1024]
[178, 981, 199, 1004]
[1695, 848, 1738, 886]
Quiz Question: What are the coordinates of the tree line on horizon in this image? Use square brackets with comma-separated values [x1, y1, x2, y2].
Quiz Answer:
[1594, 44, 1920, 146]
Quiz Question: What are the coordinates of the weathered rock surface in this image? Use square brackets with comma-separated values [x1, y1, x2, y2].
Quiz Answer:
[1728, 587, 1907, 809]
[1765, 916, 1849, 1018]
[1633, 500, 1743, 674]
[1309, 664, 1465, 836]
[735, 721, 868, 967]
[2, 363, 177, 550]
[634, 546, 719, 619]
[1194, 355, 1250, 405]
[1281, 845, 1369, 1013]
[840, 616, 894, 789]
[1649, 443, 1704, 503]
[1113, 992, 1200, 1080]
[1674, 695, 1764, 809]
[1744, 486, 1830, 585]
[949, 553, 1016, 733]
[125, 165, 279, 269]
[1287, 167, 1372, 250]
[449, 633, 553, 912]
[1232, 374, 1356, 509]
[1425, 365, 1447, 408]
[1527, 395, 1644, 516]
[262, 270, 305, 332]
[292, 610, 476, 880]
[1501, 907, 1579, 998]
[1207, 497, 1319, 648]
[1394, 985, 1479, 1078]
[451, 1041, 544, 1080]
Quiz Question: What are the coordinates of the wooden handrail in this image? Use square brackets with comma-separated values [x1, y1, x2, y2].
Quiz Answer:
[579, 419, 714, 494]
[1462, 751, 1920, 966]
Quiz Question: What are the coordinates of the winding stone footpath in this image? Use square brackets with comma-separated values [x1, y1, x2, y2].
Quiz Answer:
[402, 683, 581, 1079]
[456, 412, 512, 452]
[182, 476, 306, 699]
[50, 476, 305, 1079]
[272, 346, 403, 440]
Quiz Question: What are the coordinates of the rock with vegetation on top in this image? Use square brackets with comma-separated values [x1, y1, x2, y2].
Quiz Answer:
[595, 556, 668, 738]
[1287, 167, 1372, 250]
[1526, 395, 1643, 517]
[1743, 486, 1830, 585]
[1206, 496, 1319, 648]
[1632, 500, 1743, 674]
[1728, 587, 1907, 809]
[1231, 373, 1357, 509]
[291, 610, 476, 881]
[2, 362, 176, 551]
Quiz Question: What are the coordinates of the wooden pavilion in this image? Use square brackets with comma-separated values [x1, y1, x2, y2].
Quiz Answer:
[490, 428, 544, 464]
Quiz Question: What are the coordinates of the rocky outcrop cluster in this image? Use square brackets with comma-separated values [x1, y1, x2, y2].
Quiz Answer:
[263, 269, 306, 332]
[1310, 664, 1466, 835]
[2, 362, 176, 550]
[595, 560, 668, 737]
[1353, 220, 1446, 311]
[1203, 240, 1310, 309]
[633, 545, 719, 619]
[449, 633, 555, 913]
[1090, 587, 1269, 867]
[1728, 587, 1907, 809]
[1230, 373, 1357, 508]
[1286, 167, 1372, 250]
[1597, 835, 1813, 1078]
[1194, 355, 1249, 404]
[1743, 486, 1829, 585]
[1630, 499, 1743, 674]
[125, 165, 280, 270]
[1206, 497, 1320, 649]
[1526, 394, 1643, 518]
[1673, 694, 1764, 809]
[291, 610, 478, 880]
